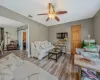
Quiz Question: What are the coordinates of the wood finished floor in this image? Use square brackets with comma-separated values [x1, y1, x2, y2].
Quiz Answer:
[0, 50, 79, 80]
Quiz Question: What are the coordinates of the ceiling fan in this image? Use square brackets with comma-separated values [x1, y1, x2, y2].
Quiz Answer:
[38, 3, 67, 22]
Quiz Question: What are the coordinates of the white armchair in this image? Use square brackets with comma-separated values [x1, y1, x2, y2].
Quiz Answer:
[31, 41, 55, 60]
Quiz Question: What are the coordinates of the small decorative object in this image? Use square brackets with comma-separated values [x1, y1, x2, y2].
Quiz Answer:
[5, 32, 10, 46]
[88, 34, 90, 39]
[64, 38, 68, 45]
[84, 48, 86, 52]
[64, 38, 68, 41]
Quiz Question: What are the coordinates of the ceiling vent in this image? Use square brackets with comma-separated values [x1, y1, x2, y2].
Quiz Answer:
[28, 15, 33, 18]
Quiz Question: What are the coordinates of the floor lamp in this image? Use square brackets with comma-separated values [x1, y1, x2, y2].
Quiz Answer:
[5, 32, 10, 50]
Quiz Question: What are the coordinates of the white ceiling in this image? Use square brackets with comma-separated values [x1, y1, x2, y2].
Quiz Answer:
[0, 16, 24, 27]
[0, 0, 100, 26]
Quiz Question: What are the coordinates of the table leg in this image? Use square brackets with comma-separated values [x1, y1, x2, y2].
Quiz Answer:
[56, 54, 57, 62]
[78, 66, 81, 80]
[65, 46, 67, 54]
[48, 53, 49, 60]
[61, 50, 63, 55]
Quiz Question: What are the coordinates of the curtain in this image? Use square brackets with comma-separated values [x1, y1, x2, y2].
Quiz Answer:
[0, 28, 4, 42]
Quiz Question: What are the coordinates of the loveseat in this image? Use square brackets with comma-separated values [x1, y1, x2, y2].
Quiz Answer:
[31, 41, 55, 60]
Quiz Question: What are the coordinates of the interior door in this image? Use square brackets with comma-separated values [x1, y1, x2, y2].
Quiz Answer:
[19, 30, 23, 51]
[17, 30, 20, 49]
[71, 25, 81, 54]
[26, 29, 28, 52]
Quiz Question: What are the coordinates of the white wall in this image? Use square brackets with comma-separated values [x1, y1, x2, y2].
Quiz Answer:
[0, 6, 48, 42]
[4, 27, 17, 49]
[93, 10, 100, 44]
[0, 29, 1, 42]
[48, 18, 94, 52]
[0, 5, 48, 53]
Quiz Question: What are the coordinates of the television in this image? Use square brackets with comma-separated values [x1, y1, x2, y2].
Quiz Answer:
[57, 32, 68, 39]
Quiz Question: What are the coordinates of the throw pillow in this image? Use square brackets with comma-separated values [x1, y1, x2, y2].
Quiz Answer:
[44, 42, 49, 48]
[48, 42, 52, 47]
[41, 43, 46, 49]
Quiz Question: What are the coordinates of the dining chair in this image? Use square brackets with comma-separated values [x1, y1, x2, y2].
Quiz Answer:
[0, 40, 4, 55]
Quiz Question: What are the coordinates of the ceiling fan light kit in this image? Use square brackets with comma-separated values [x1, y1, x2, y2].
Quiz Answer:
[38, 3, 67, 22]
[48, 13, 56, 19]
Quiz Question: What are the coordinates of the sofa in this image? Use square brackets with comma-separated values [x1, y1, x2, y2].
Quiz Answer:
[76, 39, 100, 54]
[31, 41, 55, 60]
[0, 53, 58, 80]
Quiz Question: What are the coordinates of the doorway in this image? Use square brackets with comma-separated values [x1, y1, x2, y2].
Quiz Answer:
[71, 25, 81, 54]
[23, 32, 26, 50]
[18, 29, 28, 51]
[17, 25, 30, 57]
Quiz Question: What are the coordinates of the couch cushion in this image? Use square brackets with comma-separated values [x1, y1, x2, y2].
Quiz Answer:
[41, 41, 53, 49]
[39, 46, 54, 55]
[48, 42, 52, 47]
[32, 41, 55, 58]
[34, 41, 50, 49]
[36, 45, 43, 51]
[33, 42, 43, 51]
[45, 41, 49, 48]
[41, 43, 46, 49]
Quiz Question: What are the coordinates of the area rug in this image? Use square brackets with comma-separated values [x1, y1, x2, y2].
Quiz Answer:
[0, 53, 58, 80]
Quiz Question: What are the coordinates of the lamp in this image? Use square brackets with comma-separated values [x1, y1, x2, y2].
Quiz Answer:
[5, 32, 11, 46]
[88, 34, 90, 39]
[88, 34, 91, 52]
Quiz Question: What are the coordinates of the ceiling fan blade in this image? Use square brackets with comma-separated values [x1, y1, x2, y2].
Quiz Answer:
[55, 16, 60, 21]
[56, 11, 67, 15]
[46, 17, 50, 21]
[49, 3, 55, 13]
[38, 13, 48, 15]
